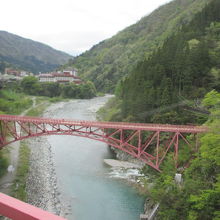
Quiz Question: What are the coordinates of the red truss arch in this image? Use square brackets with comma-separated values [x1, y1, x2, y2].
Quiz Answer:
[0, 115, 207, 171]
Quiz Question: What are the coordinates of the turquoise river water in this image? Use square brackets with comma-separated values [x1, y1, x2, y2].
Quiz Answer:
[45, 96, 145, 220]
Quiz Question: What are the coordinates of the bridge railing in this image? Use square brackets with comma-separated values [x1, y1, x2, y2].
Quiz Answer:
[0, 193, 66, 220]
[0, 114, 208, 133]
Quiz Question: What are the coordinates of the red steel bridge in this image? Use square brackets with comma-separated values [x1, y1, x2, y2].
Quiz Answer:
[0, 114, 208, 171]
[0, 114, 208, 219]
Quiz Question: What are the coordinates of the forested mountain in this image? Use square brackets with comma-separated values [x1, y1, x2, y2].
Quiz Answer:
[144, 90, 220, 220]
[70, 0, 211, 92]
[102, 1, 220, 219]
[0, 31, 72, 73]
[116, 0, 220, 125]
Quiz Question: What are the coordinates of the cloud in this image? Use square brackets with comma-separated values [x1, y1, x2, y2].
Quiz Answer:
[34, 31, 110, 55]
[0, 0, 171, 54]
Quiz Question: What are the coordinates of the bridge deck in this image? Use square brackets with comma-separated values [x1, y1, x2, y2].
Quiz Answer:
[0, 114, 207, 133]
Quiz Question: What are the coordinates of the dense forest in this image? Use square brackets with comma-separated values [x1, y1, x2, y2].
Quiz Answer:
[110, 0, 220, 126]
[0, 76, 97, 103]
[98, 0, 220, 219]
[141, 90, 220, 220]
[3, 76, 97, 101]
[69, 0, 211, 92]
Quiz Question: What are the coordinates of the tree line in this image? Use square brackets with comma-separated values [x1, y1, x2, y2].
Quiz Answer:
[142, 90, 220, 220]
[115, 0, 220, 125]
[101, 1, 220, 218]
[8, 76, 97, 99]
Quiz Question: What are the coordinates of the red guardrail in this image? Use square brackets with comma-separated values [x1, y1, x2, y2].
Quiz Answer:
[0, 193, 66, 220]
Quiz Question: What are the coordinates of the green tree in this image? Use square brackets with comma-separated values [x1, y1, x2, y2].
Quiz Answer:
[146, 91, 220, 220]
[20, 76, 40, 95]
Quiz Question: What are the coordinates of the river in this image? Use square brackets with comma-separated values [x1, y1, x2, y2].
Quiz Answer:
[44, 95, 145, 220]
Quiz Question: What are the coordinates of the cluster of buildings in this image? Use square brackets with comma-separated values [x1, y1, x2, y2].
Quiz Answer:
[0, 68, 32, 82]
[0, 68, 82, 84]
[38, 68, 82, 84]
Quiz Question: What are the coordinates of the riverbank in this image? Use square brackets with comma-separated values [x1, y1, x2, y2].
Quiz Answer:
[0, 96, 35, 196]
[97, 97, 158, 219]
[10, 97, 55, 200]
[0, 96, 70, 218]
[26, 137, 70, 217]
[1, 96, 146, 219]
[104, 147, 158, 219]
[23, 98, 71, 217]
[42, 96, 145, 220]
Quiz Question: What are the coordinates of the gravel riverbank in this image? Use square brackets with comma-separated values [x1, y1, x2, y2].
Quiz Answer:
[25, 97, 146, 220]
[26, 137, 70, 218]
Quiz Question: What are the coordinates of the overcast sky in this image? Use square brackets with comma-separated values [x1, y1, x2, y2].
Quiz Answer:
[0, 0, 172, 56]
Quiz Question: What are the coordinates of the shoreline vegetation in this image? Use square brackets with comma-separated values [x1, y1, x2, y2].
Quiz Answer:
[0, 87, 220, 220]
[1, 89, 218, 219]
[97, 92, 220, 219]
[0, 76, 97, 199]
[3, 94, 148, 219]
[0, 148, 9, 179]
[95, 1, 220, 218]
[0, 93, 71, 218]
[12, 95, 82, 218]
[1, 93, 119, 217]
[12, 141, 30, 201]
[0, 90, 34, 194]
[0, 78, 99, 191]
[10, 96, 56, 202]
[19, 76, 97, 100]
[25, 96, 69, 117]
[0, 87, 107, 217]
[0, 90, 152, 218]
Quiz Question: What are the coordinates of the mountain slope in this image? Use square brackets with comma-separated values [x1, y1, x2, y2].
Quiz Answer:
[0, 31, 72, 73]
[100, 2, 220, 218]
[118, 0, 220, 125]
[127, 1, 220, 219]
[71, 0, 211, 92]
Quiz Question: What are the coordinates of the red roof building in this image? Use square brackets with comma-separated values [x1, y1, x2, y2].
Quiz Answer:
[38, 71, 82, 84]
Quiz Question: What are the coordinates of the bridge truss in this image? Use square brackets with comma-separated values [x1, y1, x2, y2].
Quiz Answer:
[0, 115, 207, 171]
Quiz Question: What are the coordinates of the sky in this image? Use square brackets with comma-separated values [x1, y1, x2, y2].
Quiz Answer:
[0, 0, 172, 56]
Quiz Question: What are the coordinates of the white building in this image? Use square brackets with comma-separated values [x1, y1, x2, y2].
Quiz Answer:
[38, 72, 82, 84]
